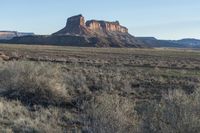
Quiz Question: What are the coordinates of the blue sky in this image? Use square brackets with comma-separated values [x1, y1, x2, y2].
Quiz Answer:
[0, 0, 200, 39]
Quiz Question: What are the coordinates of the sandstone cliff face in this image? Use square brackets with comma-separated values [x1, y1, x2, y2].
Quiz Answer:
[53, 14, 129, 36]
[86, 20, 128, 33]
[53, 15, 91, 35]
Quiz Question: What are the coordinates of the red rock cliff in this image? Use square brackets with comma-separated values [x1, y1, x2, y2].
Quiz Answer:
[86, 20, 128, 33]
[53, 14, 91, 35]
[67, 14, 85, 27]
[53, 15, 128, 36]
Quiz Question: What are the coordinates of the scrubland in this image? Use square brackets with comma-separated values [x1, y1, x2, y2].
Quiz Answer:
[0, 44, 200, 133]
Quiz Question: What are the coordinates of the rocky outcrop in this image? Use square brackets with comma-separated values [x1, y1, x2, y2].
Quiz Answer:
[86, 20, 128, 33]
[0, 31, 34, 40]
[51, 14, 145, 47]
[53, 15, 91, 35]
[1, 15, 146, 48]
[53, 14, 129, 36]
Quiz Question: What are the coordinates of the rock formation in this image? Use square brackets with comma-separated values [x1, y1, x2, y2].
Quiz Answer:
[86, 20, 128, 33]
[53, 14, 129, 36]
[1, 14, 146, 47]
[53, 15, 91, 35]
[52, 14, 145, 47]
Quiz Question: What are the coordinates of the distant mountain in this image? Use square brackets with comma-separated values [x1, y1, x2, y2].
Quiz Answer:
[136, 37, 181, 47]
[137, 37, 200, 48]
[169, 39, 200, 47]
[1, 15, 145, 48]
[0, 31, 34, 40]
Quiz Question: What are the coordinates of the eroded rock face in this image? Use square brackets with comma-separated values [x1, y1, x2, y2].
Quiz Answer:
[53, 14, 128, 36]
[53, 15, 91, 35]
[67, 14, 85, 26]
[86, 20, 128, 33]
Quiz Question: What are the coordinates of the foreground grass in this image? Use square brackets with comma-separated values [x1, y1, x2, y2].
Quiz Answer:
[0, 61, 199, 133]
[0, 45, 200, 132]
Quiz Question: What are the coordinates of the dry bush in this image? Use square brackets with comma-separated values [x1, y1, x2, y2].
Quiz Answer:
[140, 88, 200, 133]
[0, 98, 78, 132]
[63, 69, 90, 97]
[0, 61, 70, 106]
[0, 52, 10, 61]
[83, 93, 140, 133]
[0, 59, 200, 133]
[157, 89, 200, 133]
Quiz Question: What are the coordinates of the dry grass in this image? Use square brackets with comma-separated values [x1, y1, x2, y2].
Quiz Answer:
[0, 61, 70, 107]
[0, 98, 65, 132]
[138, 88, 200, 133]
[155, 89, 200, 132]
[83, 93, 140, 133]
[0, 45, 200, 132]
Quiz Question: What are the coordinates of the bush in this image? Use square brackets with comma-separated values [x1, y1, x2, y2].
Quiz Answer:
[0, 61, 69, 106]
[157, 89, 200, 133]
[0, 98, 69, 132]
[0, 61, 200, 133]
[83, 93, 140, 133]
[140, 88, 200, 133]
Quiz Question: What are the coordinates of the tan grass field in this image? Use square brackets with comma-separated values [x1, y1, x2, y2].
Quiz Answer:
[0, 44, 200, 133]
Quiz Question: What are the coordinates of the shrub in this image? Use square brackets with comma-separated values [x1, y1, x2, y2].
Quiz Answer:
[0, 98, 70, 132]
[83, 93, 140, 133]
[0, 61, 69, 106]
[157, 89, 200, 133]
[140, 88, 200, 133]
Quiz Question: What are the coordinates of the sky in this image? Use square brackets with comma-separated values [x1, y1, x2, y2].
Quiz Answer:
[0, 0, 200, 39]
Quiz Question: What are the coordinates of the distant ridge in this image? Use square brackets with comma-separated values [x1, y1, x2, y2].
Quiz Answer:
[0, 31, 34, 40]
[137, 37, 200, 48]
[170, 38, 200, 47]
